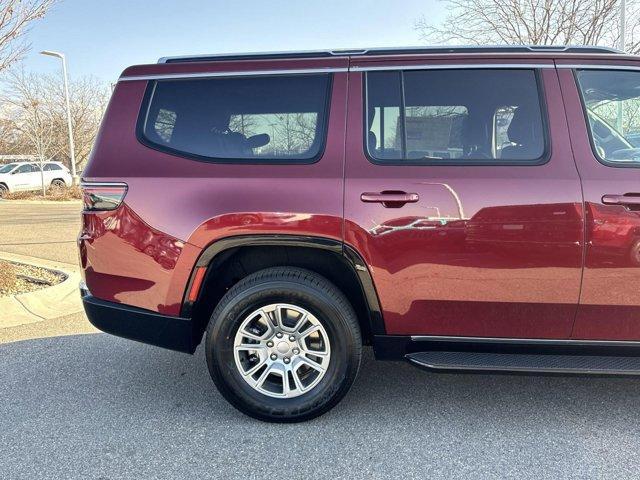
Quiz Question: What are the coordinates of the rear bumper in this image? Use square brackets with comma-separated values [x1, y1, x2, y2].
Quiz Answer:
[82, 291, 195, 354]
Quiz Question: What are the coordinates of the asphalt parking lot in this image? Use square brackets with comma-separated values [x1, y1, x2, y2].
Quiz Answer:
[1, 202, 640, 479]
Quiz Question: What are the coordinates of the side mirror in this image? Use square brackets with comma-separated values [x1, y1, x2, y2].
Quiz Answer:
[246, 133, 270, 149]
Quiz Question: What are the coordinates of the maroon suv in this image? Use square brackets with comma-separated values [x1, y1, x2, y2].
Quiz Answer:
[80, 45, 640, 422]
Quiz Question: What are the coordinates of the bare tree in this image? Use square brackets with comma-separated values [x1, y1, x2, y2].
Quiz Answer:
[0, 71, 110, 172]
[1, 68, 56, 194]
[0, 0, 56, 72]
[415, 0, 640, 53]
[48, 75, 110, 170]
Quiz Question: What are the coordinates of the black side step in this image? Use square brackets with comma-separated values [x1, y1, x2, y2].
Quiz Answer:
[406, 351, 640, 375]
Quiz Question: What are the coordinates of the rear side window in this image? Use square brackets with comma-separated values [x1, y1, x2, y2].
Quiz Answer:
[365, 69, 546, 164]
[140, 74, 331, 163]
[576, 69, 640, 166]
[43, 164, 62, 171]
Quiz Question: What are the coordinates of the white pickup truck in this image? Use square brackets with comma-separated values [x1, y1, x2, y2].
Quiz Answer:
[0, 161, 73, 197]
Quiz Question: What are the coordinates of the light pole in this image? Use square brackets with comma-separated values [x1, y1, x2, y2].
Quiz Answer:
[620, 0, 626, 52]
[616, 0, 627, 132]
[40, 50, 77, 184]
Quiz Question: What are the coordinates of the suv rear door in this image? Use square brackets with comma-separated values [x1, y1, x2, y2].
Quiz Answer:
[11, 163, 39, 191]
[344, 57, 584, 338]
[558, 60, 640, 340]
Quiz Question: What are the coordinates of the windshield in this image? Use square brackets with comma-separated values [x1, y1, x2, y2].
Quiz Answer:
[0, 163, 17, 174]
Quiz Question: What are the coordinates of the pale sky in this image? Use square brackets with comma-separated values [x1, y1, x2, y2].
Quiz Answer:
[20, 0, 444, 84]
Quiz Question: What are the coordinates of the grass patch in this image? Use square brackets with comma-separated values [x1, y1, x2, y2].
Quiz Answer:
[3, 185, 82, 201]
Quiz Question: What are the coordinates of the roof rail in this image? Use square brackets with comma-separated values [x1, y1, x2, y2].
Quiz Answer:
[158, 45, 624, 64]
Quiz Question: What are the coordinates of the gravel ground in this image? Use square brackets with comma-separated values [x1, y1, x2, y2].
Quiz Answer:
[0, 260, 66, 296]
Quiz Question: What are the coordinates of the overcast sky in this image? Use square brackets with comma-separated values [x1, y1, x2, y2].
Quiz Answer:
[20, 0, 444, 84]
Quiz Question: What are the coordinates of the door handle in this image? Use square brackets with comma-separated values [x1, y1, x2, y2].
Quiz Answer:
[360, 191, 419, 208]
[602, 194, 640, 206]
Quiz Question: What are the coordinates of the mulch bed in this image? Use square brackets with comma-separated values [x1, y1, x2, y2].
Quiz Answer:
[0, 260, 66, 297]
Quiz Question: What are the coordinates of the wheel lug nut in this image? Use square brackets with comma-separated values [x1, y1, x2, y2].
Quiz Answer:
[270, 354, 277, 361]
[267, 341, 274, 347]
[293, 349, 299, 355]
[276, 332, 283, 338]
[284, 357, 290, 364]
[289, 335, 295, 341]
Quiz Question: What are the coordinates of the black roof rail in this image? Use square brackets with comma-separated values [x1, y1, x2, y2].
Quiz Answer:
[158, 45, 624, 64]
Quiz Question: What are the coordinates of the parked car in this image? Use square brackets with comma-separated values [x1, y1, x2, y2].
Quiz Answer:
[80, 45, 640, 422]
[0, 161, 72, 197]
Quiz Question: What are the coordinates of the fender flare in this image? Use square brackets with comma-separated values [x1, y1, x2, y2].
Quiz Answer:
[182, 234, 385, 335]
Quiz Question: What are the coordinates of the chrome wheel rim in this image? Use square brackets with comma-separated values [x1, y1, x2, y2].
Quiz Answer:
[233, 303, 331, 398]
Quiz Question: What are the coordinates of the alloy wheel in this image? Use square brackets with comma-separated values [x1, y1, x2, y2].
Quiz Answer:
[233, 303, 331, 398]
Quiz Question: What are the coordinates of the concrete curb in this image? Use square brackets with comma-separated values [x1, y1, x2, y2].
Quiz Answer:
[0, 199, 82, 205]
[0, 252, 82, 328]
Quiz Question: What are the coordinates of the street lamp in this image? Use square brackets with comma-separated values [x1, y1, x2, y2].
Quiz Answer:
[40, 50, 77, 184]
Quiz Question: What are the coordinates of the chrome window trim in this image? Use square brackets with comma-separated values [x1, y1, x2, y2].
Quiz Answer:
[120, 64, 555, 82]
[79, 181, 128, 188]
[119, 67, 348, 82]
[411, 335, 640, 346]
[120, 63, 640, 82]
[352, 63, 555, 72]
[557, 64, 640, 71]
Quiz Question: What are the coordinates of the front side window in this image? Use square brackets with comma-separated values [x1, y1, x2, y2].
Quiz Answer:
[576, 69, 640, 165]
[0, 163, 17, 173]
[140, 74, 331, 162]
[14, 164, 35, 174]
[366, 69, 546, 164]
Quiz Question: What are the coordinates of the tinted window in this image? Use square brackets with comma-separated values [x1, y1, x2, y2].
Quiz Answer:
[0, 163, 17, 173]
[15, 164, 35, 173]
[576, 69, 640, 165]
[43, 163, 62, 171]
[366, 69, 546, 164]
[141, 74, 331, 162]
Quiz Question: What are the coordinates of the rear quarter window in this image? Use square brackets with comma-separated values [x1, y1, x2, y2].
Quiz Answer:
[138, 74, 331, 163]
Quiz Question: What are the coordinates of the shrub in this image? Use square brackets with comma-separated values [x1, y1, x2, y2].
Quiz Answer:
[3, 185, 82, 201]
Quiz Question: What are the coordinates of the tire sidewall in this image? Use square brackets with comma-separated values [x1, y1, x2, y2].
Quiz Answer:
[206, 278, 360, 421]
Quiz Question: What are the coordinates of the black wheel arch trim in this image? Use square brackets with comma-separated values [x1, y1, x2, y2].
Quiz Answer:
[181, 234, 386, 336]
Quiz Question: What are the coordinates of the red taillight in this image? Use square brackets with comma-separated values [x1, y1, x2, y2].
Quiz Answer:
[81, 182, 128, 211]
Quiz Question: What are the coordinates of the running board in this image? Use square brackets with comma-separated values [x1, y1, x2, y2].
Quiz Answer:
[406, 351, 640, 375]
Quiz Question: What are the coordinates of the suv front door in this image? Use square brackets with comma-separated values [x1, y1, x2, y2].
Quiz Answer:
[559, 62, 640, 340]
[344, 60, 584, 339]
[11, 164, 39, 191]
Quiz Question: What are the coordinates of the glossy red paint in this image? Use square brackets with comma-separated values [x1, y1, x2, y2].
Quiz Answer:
[557, 64, 640, 340]
[79, 203, 187, 314]
[81, 50, 640, 343]
[343, 66, 584, 338]
[81, 57, 348, 314]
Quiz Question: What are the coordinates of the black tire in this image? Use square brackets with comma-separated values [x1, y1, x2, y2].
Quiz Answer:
[50, 179, 66, 190]
[205, 267, 362, 422]
[0, 184, 7, 198]
[630, 239, 640, 266]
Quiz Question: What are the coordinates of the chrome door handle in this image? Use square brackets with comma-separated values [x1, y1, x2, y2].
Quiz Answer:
[602, 194, 640, 206]
[360, 191, 419, 208]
